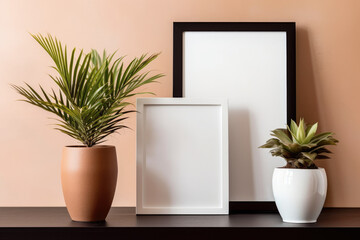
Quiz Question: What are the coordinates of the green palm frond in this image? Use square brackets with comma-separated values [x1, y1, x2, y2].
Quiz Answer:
[12, 33, 164, 147]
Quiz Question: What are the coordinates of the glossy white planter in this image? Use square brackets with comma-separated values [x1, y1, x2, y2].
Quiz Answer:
[272, 167, 327, 223]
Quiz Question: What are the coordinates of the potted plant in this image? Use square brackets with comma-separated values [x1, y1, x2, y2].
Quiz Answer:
[260, 118, 338, 223]
[12, 34, 164, 222]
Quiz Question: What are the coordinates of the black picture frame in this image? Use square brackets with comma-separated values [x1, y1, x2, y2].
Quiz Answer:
[173, 22, 296, 212]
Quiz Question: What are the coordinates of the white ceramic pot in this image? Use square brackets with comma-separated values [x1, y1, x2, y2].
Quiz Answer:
[272, 167, 327, 223]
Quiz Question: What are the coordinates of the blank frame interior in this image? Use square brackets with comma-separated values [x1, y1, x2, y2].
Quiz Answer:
[136, 98, 228, 214]
[173, 22, 296, 202]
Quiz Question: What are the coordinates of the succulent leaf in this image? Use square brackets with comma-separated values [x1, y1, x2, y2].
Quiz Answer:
[259, 138, 281, 148]
[271, 129, 292, 144]
[310, 146, 332, 154]
[290, 119, 298, 135]
[298, 159, 305, 165]
[301, 152, 317, 161]
[310, 132, 334, 144]
[304, 122, 318, 144]
[287, 125, 299, 143]
[259, 118, 338, 169]
[317, 138, 338, 147]
[296, 118, 306, 143]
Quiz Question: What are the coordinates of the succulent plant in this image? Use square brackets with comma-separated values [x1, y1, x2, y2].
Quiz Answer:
[259, 118, 339, 169]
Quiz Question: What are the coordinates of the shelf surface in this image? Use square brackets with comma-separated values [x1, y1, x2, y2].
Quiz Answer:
[1, 207, 360, 239]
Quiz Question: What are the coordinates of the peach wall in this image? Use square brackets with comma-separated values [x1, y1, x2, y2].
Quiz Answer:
[0, 0, 359, 207]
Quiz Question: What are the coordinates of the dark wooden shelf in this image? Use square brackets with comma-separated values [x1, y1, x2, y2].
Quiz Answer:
[1, 207, 360, 239]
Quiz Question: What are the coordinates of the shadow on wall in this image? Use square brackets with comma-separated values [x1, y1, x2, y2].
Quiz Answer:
[296, 27, 320, 123]
[296, 27, 341, 205]
[229, 109, 254, 200]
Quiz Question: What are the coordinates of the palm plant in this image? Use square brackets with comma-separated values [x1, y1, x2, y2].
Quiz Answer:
[12, 34, 164, 147]
[260, 118, 338, 168]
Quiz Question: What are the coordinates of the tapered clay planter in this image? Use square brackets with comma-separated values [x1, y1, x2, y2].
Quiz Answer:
[61, 145, 118, 222]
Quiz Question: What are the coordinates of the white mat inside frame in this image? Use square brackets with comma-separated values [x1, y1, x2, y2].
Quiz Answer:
[136, 98, 228, 214]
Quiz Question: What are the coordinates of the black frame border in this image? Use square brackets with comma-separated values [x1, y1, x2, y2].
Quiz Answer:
[173, 22, 296, 212]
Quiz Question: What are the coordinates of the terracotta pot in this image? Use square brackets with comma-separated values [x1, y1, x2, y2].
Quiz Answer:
[61, 145, 118, 222]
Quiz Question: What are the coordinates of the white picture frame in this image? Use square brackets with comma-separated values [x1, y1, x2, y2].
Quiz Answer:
[136, 98, 229, 214]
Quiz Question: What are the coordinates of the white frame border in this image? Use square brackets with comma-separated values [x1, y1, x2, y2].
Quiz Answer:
[136, 98, 228, 215]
